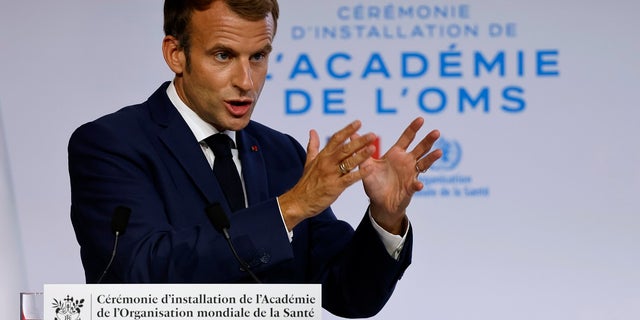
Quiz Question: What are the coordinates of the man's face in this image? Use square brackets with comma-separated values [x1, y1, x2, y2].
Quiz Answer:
[173, 1, 274, 131]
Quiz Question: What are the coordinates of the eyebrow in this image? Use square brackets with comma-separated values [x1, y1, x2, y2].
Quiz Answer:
[206, 43, 273, 56]
[262, 43, 273, 54]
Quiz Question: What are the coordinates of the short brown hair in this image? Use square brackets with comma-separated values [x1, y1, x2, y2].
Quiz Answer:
[164, 0, 279, 52]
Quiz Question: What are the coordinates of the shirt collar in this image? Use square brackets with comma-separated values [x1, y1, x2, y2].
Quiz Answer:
[166, 80, 236, 146]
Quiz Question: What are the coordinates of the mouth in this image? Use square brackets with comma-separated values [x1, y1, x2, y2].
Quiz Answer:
[225, 99, 253, 116]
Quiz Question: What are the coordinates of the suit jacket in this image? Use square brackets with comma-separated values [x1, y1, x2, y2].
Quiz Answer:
[68, 82, 412, 317]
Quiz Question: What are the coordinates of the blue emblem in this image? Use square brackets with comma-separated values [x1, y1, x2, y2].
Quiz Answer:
[430, 137, 461, 171]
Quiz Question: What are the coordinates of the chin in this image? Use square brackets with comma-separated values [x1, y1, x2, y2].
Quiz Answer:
[226, 118, 251, 131]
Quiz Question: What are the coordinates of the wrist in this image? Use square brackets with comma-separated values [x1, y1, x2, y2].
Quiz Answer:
[277, 192, 305, 231]
[369, 203, 408, 235]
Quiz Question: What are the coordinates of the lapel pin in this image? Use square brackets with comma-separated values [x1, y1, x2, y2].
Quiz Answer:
[251, 145, 259, 152]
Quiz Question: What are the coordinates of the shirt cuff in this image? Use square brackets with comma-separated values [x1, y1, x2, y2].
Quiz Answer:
[368, 209, 409, 260]
[276, 197, 294, 242]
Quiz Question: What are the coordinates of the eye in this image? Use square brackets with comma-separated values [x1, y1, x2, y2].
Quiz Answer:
[250, 52, 267, 62]
[214, 52, 231, 61]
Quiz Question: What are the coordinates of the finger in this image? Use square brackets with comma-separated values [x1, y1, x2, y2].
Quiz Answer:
[416, 148, 443, 173]
[339, 142, 376, 173]
[336, 131, 375, 176]
[344, 132, 375, 173]
[393, 117, 424, 151]
[325, 120, 362, 151]
[337, 132, 376, 161]
[411, 129, 441, 160]
[412, 179, 424, 192]
[339, 162, 371, 186]
[305, 129, 320, 166]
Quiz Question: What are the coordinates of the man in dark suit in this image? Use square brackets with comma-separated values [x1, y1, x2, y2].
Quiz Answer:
[68, 0, 442, 318]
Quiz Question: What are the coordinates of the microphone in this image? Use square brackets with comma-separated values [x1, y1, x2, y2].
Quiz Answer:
[97, 205, 131, 283]
[205, 203, 261, 283]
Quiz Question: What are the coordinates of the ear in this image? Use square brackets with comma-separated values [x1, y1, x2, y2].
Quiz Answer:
[162, 35, 186, 75]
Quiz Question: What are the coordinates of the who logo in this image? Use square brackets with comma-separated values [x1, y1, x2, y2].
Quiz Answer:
[430, 137, 462, 171]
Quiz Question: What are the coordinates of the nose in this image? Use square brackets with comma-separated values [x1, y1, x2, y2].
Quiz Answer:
[232, 60, 254, 92]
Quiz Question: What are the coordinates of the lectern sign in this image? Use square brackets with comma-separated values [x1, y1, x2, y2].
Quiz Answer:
[44, 284, 321, 320]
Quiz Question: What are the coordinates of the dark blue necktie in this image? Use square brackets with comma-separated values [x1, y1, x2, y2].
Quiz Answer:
[205, 134, 245, 212]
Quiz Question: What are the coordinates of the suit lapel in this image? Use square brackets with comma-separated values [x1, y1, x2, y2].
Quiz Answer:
[147, 83, 225, 207]
[237, 127, 269, 206]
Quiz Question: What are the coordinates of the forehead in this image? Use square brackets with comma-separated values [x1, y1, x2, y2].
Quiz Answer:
[189, 2, 274, 48]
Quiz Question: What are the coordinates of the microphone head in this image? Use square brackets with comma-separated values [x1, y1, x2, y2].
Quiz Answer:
[205, 202, 230, 233]
[111, 206, 132, 235]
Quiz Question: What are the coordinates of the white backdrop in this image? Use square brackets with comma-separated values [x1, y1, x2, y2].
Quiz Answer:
[1, 1, 639, 319]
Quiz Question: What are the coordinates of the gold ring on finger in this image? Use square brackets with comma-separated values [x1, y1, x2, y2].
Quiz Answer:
[338, 162, 350, 175]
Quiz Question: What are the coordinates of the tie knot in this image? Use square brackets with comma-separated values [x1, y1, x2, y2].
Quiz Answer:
[205, 134, 235, 158]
